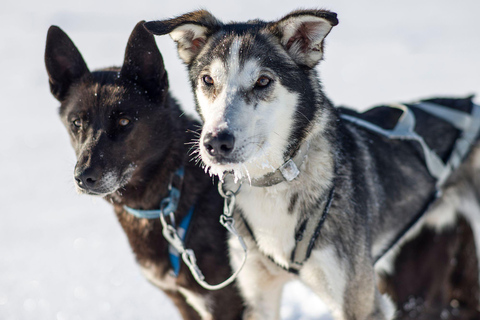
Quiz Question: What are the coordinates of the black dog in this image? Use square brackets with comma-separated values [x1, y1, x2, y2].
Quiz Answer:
[45, 21, 243, 320]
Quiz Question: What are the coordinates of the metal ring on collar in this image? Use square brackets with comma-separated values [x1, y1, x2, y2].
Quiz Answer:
[218, 177, 242, 198]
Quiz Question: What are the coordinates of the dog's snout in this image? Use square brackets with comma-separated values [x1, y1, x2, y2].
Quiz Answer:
[203, 131, 235, 158]
[75, 167, 102, 190]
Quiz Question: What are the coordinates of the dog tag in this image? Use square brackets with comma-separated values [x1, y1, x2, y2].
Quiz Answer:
[280, 159, 300, 181]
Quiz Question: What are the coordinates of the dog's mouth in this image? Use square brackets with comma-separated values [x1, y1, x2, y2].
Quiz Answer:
[199, 137, 275, 182]
[74, 165, 136, 197]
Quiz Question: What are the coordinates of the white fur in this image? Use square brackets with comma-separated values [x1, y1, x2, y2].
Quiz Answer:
[375, 184, 478, 276]
[177, 288, 213, 320]
[237, 184, 299, 267]
[75, 164, 136, 196]
[300, 246, 347, 317]
[277, 15, 334, 67]
[198, 48, 299, 181]
[280, 16, 332, 46]
[170, 24, 208, 63]
[379, 294, 396, 320]
[140, 264, 177, 291]
[229, 231, 293, 320]
[140, 264, 213, 319]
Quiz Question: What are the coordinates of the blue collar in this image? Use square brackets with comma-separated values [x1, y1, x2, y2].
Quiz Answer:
[122, 166, 194, 277]
[123, 166, 184, 219]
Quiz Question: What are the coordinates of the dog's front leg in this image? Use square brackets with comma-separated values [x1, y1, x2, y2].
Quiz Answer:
[229, 235, 291, 320]
[301, 245, 395, 320]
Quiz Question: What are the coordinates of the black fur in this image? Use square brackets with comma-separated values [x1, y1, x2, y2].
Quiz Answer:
[45, 22, 244, 320]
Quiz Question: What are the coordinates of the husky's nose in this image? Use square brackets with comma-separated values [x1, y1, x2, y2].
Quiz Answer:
[75, 167, 102, 190]
[203, 130, 235, 158]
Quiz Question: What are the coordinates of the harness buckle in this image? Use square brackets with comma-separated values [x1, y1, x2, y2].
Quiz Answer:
[279, 159, 300, 181]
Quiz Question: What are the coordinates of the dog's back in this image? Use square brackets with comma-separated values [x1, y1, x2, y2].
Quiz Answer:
[339, 98, 480, 318]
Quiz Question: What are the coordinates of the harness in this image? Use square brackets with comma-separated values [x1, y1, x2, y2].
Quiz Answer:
[124, 166, 248, 290]
[229, 183, 336, 274]
[219, 147, 336, 274]
[220, 99, 480, 276]
[124, 100, 480, 289]
[341, 101, 480, 262]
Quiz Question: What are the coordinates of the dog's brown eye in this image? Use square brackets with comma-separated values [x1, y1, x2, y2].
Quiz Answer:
[255, 76, 271, 88]
[118, 118, 130, 126]
[73, 119, 82, 127]
[203, 75, 214, 86]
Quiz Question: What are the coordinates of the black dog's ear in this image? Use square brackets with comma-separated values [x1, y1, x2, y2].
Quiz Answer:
[144, 10, 221, 65]
[270, 10, 338, 68]
[120, 21, 168, 104]
[45, 26, 90, 101]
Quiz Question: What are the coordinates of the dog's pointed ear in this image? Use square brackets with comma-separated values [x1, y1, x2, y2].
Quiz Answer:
[144, 10, 221, 65]
[120, 21, 168, 103]
[45, 26, 90, 101]
[270, 10, 338, 68]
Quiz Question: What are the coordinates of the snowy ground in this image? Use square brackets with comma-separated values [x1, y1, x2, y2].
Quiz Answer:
[1, 0, 479, 319]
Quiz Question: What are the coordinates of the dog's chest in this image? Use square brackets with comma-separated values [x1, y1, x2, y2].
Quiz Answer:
[237, 185, 299, 267]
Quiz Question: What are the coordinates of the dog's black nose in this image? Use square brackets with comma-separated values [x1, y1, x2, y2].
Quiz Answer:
[203, 131, 235, 157]
[75, 167, 101, 189]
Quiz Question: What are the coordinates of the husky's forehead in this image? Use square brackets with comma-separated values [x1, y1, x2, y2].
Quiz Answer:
[190, 25, 303, 93]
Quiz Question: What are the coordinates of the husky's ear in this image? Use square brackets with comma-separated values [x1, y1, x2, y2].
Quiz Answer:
[120, 21, 168, 103]
[144, 10, 221, 65]
[45, 26, 90, 101]
[271, 10, 338, 68]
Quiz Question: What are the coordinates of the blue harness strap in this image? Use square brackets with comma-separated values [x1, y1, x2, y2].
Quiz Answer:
[123, 166, 184, 219]
[168, 205, 195, 277]
[123, 166, 196, 277]
[123, 206, 163, 219]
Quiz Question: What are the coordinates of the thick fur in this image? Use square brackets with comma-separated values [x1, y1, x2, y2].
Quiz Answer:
[341, 101, 480, 319]
[379, 216, 480, 319]
[45, 22, 244, 320]
[145, 10, 480, 320]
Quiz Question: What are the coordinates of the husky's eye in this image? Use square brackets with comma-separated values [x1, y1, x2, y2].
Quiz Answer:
[118, 118, 130, 126]
[255, 76, 271, 88]
[73, 119, 82, 128]
[203, 75, 214, 86]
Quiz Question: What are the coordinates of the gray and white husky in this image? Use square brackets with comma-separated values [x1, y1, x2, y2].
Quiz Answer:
[145, 10, 480, 319]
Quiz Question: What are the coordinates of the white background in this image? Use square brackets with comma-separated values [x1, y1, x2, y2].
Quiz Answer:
[1, 0, 479, 319]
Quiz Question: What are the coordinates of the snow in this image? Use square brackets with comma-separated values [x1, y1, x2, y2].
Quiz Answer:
[1, 0, 480, 319]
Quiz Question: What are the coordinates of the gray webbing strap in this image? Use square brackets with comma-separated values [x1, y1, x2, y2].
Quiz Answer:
[341, 104, 447, 183]
[246, 141, 310, 187]
[290, 185, 334, 270]
[290, 219, 316, 270]
[341, 102, 480, 188]
[411, 102, 480, 186]
[412, 102, 473, 131]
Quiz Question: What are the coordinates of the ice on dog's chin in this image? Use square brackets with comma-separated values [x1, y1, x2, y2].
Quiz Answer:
[204, 151, 278, 185]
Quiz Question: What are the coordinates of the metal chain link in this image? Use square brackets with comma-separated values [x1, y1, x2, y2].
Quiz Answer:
[158, 178, 247, 291]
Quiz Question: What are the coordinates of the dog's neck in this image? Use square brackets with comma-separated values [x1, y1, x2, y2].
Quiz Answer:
[227, 110, 338, 199]
[229, 102, 338, 192]
[236, 141, 310, 187]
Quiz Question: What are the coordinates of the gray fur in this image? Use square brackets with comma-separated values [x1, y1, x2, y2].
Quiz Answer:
[146, 10, 480, 320]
